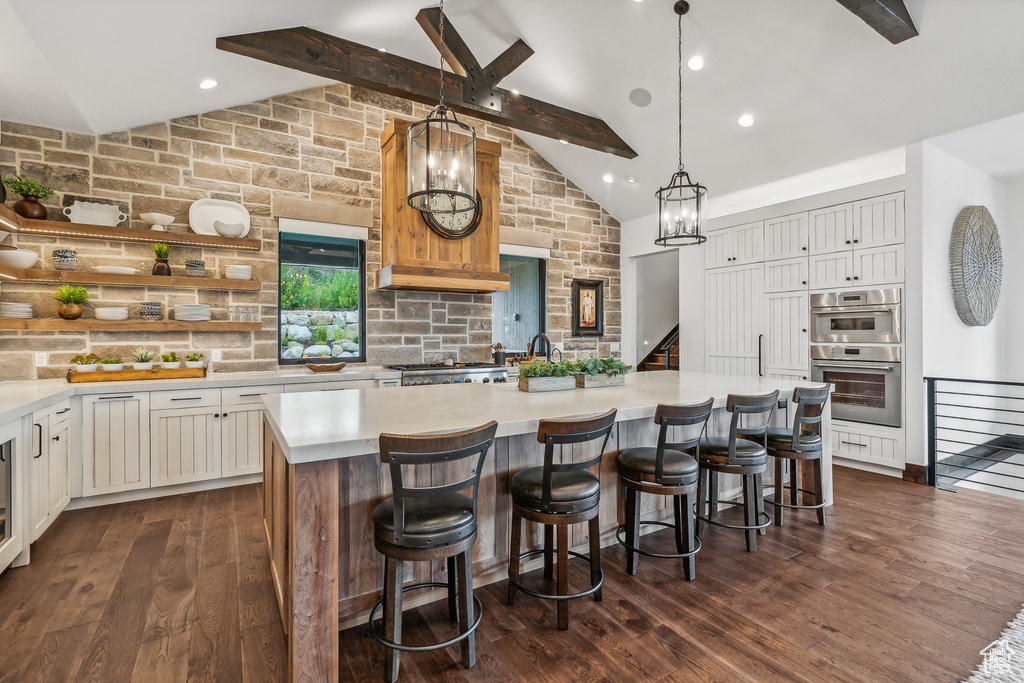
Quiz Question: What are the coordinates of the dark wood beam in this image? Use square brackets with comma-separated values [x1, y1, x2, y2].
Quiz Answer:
[415, 7, 480, 79]
[483, 39, 534, 86]
[836, 0, 918, 44]
[217, 26, 637, 159]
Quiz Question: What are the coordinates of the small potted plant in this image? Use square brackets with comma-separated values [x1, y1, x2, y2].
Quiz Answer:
[71, 353, 101, 372]
[517, 359, 579, 393]
[2, 174, 55, 219]
[53, 284, 90, 320]
[131, 347, 155, 370]
[152, 242, 171, 276]
[161, 351, 181, 369]
[102, 358, 124, 371]
[573, 357, 631, 389]
[185, 352, 205, 369]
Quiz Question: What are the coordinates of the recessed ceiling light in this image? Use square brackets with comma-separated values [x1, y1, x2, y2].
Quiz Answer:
[738, 113, 754, 127]
[199, 79, 218, 90]
[559, 138, 568, 144]
[629, 88, 652, 108]
[602, 174, 614, 183]
[687, 55, 704, 71]
[626, 176, 637, 184]
[633, 0, 643, 3]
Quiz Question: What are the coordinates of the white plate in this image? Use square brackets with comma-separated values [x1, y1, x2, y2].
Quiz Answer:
[92, 266, 139, 275]
[95, 312, 129, 321]
[189, 199, 250, 237]
[64, 201, 127, 227]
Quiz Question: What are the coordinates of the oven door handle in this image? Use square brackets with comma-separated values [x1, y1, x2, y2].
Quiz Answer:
[813, 362, 897, 371]
[810, 305, 898, 315]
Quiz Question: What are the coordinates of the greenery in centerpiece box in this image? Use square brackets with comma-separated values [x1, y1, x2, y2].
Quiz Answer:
[517, 359, 578, 392]
[573, 357, 631, 388]
[131, 348, 155, 363]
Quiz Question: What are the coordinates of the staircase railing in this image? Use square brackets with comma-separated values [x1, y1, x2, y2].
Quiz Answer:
[639, 325, 679, 371]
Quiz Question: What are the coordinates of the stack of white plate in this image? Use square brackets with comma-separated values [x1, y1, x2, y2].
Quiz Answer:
[173, 304, 212, 321]
[225, 264, 252, 280]
[94, 306, 129, 321]
[0, 302, 32, 319]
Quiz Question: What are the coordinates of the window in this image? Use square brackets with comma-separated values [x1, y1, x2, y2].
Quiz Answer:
[278, 232, 366, 364]
[491, 255, 546, 353]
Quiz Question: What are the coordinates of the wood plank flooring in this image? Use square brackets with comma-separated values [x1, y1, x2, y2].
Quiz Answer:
[2, 466, 1023, 682]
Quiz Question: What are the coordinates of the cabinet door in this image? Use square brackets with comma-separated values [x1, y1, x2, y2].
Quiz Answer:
[151, 407, 221, 487]
[764, 212, 808, 261]
[764, 257, 809, 293]
[82, 393, 151, 496]
[48, 419, 71, 519]
[853, 192, 904, 249]
[705, 264, 764, 376]
[704, 229, 734, 269]
[853, 244, 904, 286]
[765, 292, 809, 373]
[832, 423, 905, 468]
[732, 221, 765, 265]
[222, 407, 265, 477]
[808, 203, 854, 254]
[809, 252, 855, 288]
[29, 416, 49, 542]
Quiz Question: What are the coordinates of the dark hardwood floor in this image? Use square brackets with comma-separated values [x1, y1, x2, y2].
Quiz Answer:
[1, 466, 1022, 682]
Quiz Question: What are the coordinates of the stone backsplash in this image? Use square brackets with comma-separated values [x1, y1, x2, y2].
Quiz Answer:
[0, 83, 620, 380]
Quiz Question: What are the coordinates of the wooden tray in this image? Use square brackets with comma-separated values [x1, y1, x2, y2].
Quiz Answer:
[66, 367, 207, 383]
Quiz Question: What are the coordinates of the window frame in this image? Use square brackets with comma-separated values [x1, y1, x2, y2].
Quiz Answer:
[492, 254, 547, 354]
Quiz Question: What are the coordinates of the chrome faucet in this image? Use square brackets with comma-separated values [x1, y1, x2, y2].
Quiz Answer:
[527, 333, 562, 362]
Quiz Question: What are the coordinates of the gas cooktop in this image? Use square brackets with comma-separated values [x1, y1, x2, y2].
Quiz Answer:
[385, 362, 502, 371]
[385, 362, 509, 386]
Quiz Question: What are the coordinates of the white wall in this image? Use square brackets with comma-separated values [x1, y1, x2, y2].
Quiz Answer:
[635, 250, 679, 364]
[1000, 179, 1024, 378]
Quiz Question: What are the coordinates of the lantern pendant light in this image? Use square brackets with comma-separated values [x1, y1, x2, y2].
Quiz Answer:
[407, 0, 477, 217]
[655, 0, 707, 247]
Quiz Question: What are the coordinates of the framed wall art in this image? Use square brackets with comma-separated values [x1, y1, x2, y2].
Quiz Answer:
[571, 278, 604, 336]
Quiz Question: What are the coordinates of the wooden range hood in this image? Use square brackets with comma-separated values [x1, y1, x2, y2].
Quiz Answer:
[376, 118, 509, 294]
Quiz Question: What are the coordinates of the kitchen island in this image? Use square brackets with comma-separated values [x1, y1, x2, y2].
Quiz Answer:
[260, 371, 831, 683]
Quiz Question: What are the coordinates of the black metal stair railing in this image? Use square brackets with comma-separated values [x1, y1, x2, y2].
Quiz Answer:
[925, 377, 1024, 498]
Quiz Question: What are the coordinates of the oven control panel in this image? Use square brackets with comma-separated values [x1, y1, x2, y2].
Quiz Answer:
[810, 345, 901, 362]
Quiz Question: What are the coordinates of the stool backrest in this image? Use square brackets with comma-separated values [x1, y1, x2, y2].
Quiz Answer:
[653, 399, 714, 482]
[724, 391, 780, 463]
[378, 420, 498, 546]
[784, 385, 831, 452]
[536, 408, 617, 509]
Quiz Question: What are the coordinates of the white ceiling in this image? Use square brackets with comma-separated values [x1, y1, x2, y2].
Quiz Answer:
[4, 0, 1024, 222]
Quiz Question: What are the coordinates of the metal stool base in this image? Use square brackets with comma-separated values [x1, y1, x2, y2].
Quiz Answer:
[696, 498, 772, 531]
[615, 520, 702, 560]
[507, 548, 604, 601]
[368, 582, 483, 653]
[765, 484, 826, 511]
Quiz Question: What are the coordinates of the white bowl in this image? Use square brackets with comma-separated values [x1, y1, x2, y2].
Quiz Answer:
[95, 307, 129, 321]
[0, 249, 39, 269]
[102, 363, 124, 371]
[140, 212, 174, 225]
[214, 220, 247, 238]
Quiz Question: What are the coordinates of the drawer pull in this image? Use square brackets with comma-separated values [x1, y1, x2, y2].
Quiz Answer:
[171, 397, 203, 401]
[840, 440, 868, 447]
[52, 435, 61, 442]
[98, 395, 133, 400]
[239, 393, 265, 398]
[56, 407, 71, 415]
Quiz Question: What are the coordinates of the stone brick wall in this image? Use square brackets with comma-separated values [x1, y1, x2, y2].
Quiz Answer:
[0, 83, 620, 380]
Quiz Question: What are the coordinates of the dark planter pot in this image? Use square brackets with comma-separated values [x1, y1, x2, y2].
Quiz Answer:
[13, 195, 47, 220]
[152, 258, 171, 276]
[57, 304, 83, 320]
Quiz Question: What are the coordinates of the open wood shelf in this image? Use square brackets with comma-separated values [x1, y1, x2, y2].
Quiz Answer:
[0, 319, 262, 332]
[0, 203, 262, 252]
[0, 260, 261, 291]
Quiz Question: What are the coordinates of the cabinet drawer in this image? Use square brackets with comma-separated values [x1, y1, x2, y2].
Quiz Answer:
[283, 380, 377, 393]
[150, 388, 221, 410]
[832, 423, 904, 468]
[222, 385, 283, 407]
[41, 399, 73, 421]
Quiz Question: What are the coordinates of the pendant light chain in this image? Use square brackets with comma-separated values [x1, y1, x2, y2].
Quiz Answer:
[438, 0, 446, 108]
[677, 10, 683, 171]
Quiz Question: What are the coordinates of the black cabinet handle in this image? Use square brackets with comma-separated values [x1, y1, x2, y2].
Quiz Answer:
[758, 334, 764, 377]
[52, 435, 60, 442]
[802, 329, 807, 333]
[802, 246, 807, 251]
[56, 407, 71, 415]
[854, 276, 860, 280]
[214, 413, 220, 418]
[846, 277, 852, 281]
[853, 239, 859, 244]
[802, 280, 807, 285]
[171, 397, 203, 401]
[222, 412, 229, 417]
[34, 423, 42, 458]
[98, 395, 133, 400]
[845, 240, 851, 244]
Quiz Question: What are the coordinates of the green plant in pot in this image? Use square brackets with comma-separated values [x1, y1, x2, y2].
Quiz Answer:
[573, 356, 631, 388]
[53, 284, 90, 320]
[185, 352, 205, 369]
[152, 242, 171, 276]
[2, 174, 55, 219]
[161, 351, 181, 368]
[517, 359, 580, 393]
[131, 347, 155, 370]
[71, 353, 102, 371]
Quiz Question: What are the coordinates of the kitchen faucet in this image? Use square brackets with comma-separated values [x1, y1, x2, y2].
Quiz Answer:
[527, 333, 562, 362]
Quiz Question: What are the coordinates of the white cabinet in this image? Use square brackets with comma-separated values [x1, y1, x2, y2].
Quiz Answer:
[810, 245, 904, 288]
[151, 406, 221, 487]
[29, 407, 71, 543]
[832, 421, 905, 469]
[764, 257, 809, 293]
[765, 291, 809, 377]
[705, 221, 764, 269]
[705, 264, 764, 376]
[82, 392, 151, 496]
[808, 203, 855, 254]
[853, 193, 904, 249]
[221, 385, 282, 478]
[808, 252, 854, 288]
[764, 212, 808, 261]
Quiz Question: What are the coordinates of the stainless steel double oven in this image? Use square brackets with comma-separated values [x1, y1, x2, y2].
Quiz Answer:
[810, 288, 902, 428]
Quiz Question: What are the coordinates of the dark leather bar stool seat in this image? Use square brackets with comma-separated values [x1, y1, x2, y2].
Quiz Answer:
[616, 399, 713, 579]
[766, 386, 830, 527]
[507, 409, 617, 630]
[696, 391, 779, 552]
[368, 421, 498, 683]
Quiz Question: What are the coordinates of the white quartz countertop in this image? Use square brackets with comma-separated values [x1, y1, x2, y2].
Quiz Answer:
[263, 371, 828, 464]
[0, 366, 401, 424]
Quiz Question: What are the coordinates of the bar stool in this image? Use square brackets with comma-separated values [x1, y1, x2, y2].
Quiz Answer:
[507, 409, 617, 630]
[767, 386, 830, 527]
[368, 420, 498, 683]
[696, 391, 779, 552]
[616, 399, 714, 580]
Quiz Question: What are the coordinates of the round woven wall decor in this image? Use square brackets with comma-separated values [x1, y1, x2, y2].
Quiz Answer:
[950, 205, 1002, 326]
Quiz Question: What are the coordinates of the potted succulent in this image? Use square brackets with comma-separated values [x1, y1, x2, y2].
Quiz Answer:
[517, 359, 579, 393]
[71, 353, 102, 372]
[152, 242, 171, 276]
[53, 284, 90, 320]
[185, 352, 205, 369]
[131, 347, 155, 370]
[573, 357, 631, 388]
[2, 174, 55, 219]
[161, 351, 181, 369]
[102, 358, 124, 371]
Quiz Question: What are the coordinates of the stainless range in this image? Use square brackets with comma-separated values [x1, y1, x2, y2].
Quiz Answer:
[386, 362, 510, 387]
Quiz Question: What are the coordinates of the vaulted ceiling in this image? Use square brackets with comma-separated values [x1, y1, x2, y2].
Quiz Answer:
[3, 0, 1024, 222]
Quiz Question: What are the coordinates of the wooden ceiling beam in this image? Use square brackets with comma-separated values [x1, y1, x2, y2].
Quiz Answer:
[836, 0, 918, 44]
[483, 39, 534, 86]
[217, 26, 637, 158]
[415, 7, 480, 78]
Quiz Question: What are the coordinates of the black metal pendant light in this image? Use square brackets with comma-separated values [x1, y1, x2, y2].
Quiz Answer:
[407, 0, 477, 216]
[655, 0, 707, 247]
